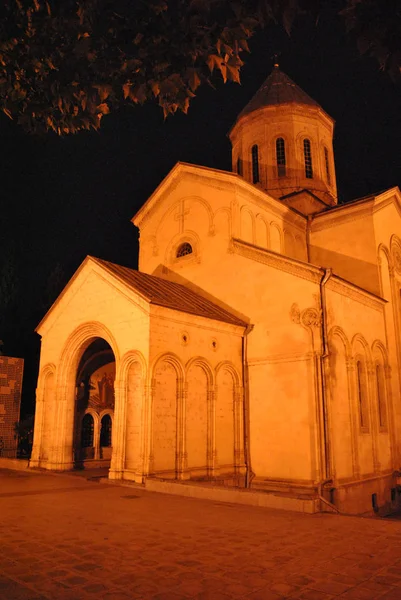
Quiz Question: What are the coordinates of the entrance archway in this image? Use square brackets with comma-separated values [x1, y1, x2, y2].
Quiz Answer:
[74, 338, 116, 468]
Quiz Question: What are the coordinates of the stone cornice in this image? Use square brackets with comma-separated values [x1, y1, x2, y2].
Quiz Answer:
[310, 186, 401, 233]
[326, 276, 385, 312]
[150, 305, 246, 335]
[132, 162, 306, 232]
[311, 198, 375, 232]
[231, 238, 323, 283]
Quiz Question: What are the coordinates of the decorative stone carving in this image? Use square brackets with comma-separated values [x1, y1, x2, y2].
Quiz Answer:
[290, 303, 321, 329]
[393, 246, 401, 275]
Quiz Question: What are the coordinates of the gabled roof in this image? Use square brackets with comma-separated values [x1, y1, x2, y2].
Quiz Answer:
[237, 65, 323, 120]
[92, 257, 248, 326]
[35, 255, 246, 331]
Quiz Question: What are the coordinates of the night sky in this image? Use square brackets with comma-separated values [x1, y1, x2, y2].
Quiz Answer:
[1, 4, 400, 414]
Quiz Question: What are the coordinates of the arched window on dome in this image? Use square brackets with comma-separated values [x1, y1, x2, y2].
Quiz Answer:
[276, 138, 286, 177]
[303, 139, 313, 179]
[176, 242, 193, 258]
[251, 144, 259, 184]
[324, 147, 331, 185]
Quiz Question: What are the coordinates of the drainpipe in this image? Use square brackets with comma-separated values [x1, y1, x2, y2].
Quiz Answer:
[318, 268, 339, 512]
[242, 324, 254, 488]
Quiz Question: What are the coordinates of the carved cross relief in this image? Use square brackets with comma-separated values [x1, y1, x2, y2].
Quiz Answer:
[174, 200, 190, 233]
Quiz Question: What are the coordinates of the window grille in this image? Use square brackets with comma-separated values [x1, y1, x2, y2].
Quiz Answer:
[176, 242, 193, 258]
[100, 414, 112, 447]
[81, 414, 94, 448]
[303, 139, 313, 179]
[276, 138, 286, 177]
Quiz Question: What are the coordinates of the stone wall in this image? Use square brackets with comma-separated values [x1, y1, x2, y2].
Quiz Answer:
[0, 356, 24, 458]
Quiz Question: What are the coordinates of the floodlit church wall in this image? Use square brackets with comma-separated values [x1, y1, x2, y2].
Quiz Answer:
[162, 248, 323, 483]
[248, 357, 317, 482]
[310, 212, 380, 294]
[148, 306, 244, 480]
[325, 284, 394, 485]
[37, 268, 150, 368]
[33, 264, 151, 471]
[137, 172, 236, 274]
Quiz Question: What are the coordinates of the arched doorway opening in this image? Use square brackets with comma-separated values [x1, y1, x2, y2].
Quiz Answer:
[74, 338, 115, 468]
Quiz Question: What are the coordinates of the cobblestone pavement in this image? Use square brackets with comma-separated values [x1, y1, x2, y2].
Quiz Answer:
[1, 469, 401, 600]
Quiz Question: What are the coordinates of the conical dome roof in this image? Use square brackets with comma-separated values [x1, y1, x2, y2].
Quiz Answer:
[238, 65, 321, 119]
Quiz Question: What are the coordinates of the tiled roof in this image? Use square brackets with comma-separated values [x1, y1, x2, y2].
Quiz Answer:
[91, 257, 247, 327]
[238, 66, 321, 119]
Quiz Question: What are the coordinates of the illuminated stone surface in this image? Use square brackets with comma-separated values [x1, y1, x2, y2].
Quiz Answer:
[2, 469, 401, 599]
[30, 67, 401, 515]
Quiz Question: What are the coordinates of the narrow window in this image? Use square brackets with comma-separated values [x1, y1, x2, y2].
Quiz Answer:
[324, 147, 331, 185]
[236, 156, 243, 176]
[176, 242, 192, 258]
[81, 414, 94, 448]
[251, 144, 259, 184]
[303, 139, 313, 179]
[356, 361, 368, 429]
[100, 414, 112, 447]
[376, 365, 387, 428]
[276, 138, 286, 177]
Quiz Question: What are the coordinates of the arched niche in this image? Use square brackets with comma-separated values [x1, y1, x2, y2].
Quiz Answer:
[185, 361, 211, 474]
[125, 360, 143, 472]
[215, 365, 236, 471]
[328, 330, 354, 480]
[151, 356, 181, 476]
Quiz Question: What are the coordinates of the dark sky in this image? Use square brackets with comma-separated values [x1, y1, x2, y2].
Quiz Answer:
[1, 4, 400, 413]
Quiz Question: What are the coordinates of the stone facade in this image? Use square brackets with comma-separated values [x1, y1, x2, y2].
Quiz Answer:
[0, 356, 23, 458]
[31, 67, 401, 515]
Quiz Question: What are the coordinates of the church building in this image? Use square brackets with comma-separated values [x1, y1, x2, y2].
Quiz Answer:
[30, 65, 401, 515]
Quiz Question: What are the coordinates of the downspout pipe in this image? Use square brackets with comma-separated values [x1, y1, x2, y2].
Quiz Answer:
[242, 324, 254, 488]
[319, 268, 339, 512]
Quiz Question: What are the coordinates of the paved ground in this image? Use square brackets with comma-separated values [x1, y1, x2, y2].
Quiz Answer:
[1, 469, 401, 600]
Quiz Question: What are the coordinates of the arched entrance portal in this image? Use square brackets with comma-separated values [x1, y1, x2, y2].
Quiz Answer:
[74, 338, 115, 468]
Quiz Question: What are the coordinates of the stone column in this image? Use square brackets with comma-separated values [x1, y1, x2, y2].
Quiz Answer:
[176, 379, 189, 480]
[366, 361, 381, 473]
[346, 358, 360, 479]
[94, 415, 100, 461]
[234, 385, 246, 475]
[29, 388, 44, 468]
[109, 380, 126, 479]
[207, 388, 217, 478]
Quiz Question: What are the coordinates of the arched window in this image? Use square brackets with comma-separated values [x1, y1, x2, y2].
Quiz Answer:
[100, 414, 112, 447]
[176, 242, 193, 258]
[236, 157, 243, 176]
[251, 144, 259, 184]
[276, 138, 286, 177]
[324, 147, 331, 185]
[81, 414, 94, 448]
[376, 365, 387, 428]
[356, 361, 369, 430]
[303, 139, 313, 179]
